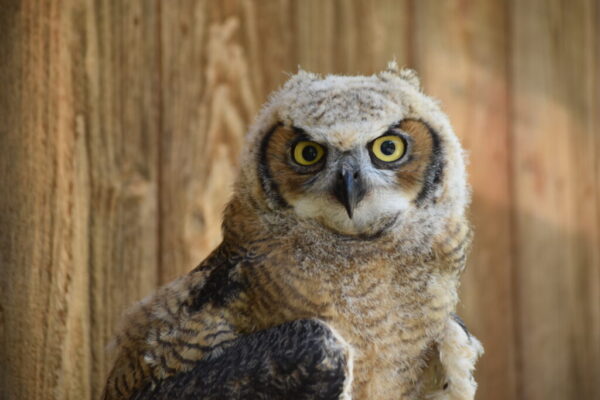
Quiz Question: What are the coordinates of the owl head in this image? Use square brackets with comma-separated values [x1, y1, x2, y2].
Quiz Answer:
[230, 63, 469, 240]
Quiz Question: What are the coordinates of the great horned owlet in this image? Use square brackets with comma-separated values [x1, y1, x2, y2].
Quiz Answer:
[103, 63, 483, 400]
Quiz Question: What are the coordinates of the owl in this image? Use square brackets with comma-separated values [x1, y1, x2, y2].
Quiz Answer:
[103, 62, 483, 400]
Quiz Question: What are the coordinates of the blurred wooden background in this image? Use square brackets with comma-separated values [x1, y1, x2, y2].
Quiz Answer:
[1, 1, 598, 399]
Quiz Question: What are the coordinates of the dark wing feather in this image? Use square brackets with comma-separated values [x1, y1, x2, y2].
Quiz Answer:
[131, 319, 350, 400]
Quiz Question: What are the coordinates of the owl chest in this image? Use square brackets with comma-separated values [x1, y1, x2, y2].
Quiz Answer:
[241, 259, 453, 399]
[330, 274, 452, 399]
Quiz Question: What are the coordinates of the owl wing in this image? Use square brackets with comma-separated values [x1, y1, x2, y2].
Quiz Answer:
[130, 319, 352, 400]
[103, 244, 353, 400]
[103, 244, 248, 399]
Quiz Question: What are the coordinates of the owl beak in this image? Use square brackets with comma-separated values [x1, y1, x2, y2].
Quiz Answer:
[333, 165, 366, 219]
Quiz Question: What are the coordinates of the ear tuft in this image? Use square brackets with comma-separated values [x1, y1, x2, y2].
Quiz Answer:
[397, 68, 421, 89]
[380, 61, 421, 90]
[386, 60, 400, 74]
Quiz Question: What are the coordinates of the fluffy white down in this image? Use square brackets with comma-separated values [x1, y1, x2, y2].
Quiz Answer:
[293, 189, 410, 235]
[427, 318, 484, 400]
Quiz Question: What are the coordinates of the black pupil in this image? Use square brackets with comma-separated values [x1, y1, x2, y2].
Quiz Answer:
[381, 140, 396, 156]
[302, 145, 318, 161]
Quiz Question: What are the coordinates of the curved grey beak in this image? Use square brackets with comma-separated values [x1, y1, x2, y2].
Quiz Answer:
[332, 165, 366, 219]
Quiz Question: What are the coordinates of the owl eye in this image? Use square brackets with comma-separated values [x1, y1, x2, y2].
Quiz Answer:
[370, 135, 406, 163]
[292, 141, 325, 166]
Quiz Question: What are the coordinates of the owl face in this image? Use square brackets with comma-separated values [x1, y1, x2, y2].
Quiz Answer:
[238, 64, 468, 238]
[261, 119, 442, 236]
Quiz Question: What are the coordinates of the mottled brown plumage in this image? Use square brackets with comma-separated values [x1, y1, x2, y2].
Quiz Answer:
[103, 63, 482, 400]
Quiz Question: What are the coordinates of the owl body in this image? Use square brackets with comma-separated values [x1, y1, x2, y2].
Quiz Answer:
[224, 212, 469, 399]
[104, 64, 482, 400]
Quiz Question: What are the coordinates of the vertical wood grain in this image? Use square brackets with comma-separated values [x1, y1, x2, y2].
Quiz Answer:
[412, 2, 517, 399]
[0, 2, 92, 399]
[511, 0, 600, 399]
[157, 0, 259, 283]
[291, 0, 411, 74]
[83, 2, 162, 397]
[0, 1, 163, 398]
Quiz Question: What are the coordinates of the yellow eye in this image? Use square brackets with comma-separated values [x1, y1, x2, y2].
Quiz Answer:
[292, 141, 325, 166]
[371, 135, 406, 162]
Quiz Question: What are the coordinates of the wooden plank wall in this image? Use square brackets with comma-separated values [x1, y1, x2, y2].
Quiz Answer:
[0, 1, 598, 399]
